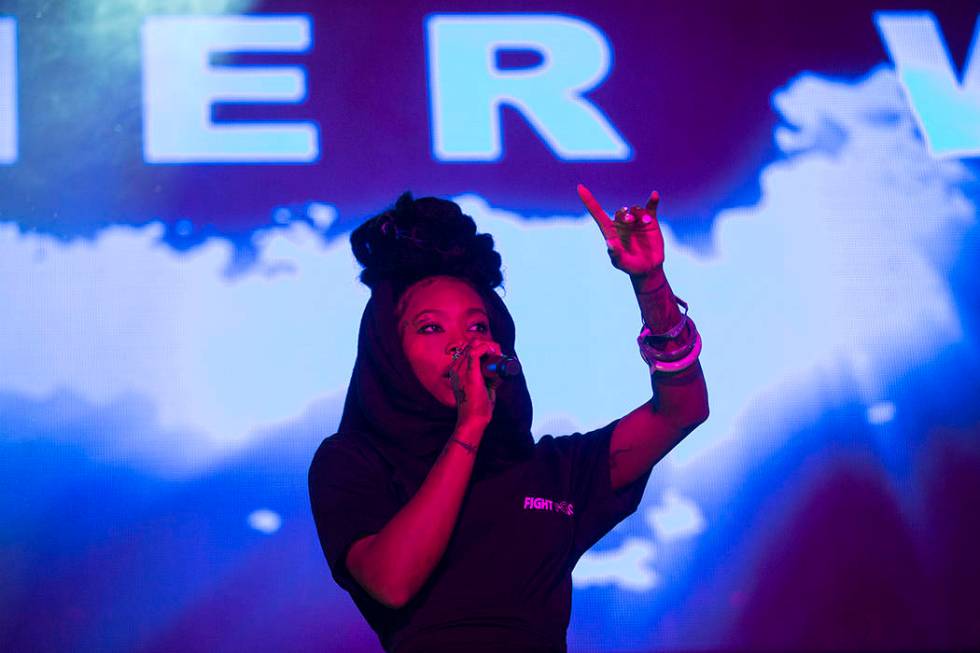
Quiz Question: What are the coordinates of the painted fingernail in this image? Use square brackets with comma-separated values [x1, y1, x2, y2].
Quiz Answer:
[624, 212, 634, 223]
[641, 214, 652, 223]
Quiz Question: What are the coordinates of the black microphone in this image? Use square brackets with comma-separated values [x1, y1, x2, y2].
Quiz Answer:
[481, 353, 522, 378]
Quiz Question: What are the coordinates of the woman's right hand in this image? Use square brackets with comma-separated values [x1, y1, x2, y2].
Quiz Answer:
[448, 338, 504, 430]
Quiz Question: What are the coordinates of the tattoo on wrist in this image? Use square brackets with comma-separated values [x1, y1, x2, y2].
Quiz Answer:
[449, 437, 477, 455]
[636, 281, 682, 330]
[635, 277, 669, 294]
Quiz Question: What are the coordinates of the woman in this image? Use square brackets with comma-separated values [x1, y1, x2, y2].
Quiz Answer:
[309, 187, 709, 653]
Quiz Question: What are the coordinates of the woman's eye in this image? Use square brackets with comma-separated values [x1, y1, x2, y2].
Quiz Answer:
[417, 322, 488, 334]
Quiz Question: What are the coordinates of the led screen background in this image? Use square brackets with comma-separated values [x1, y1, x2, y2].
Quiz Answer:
[1, 1, 979, 651]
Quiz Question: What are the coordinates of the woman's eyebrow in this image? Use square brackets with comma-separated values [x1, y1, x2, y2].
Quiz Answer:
[412, 307, 488, 323]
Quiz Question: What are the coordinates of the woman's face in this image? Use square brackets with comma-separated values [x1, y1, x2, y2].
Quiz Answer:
[398, 276, 495, 407]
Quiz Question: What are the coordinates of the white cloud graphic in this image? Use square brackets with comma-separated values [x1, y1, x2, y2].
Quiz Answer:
[0, 219, 368, 471]
[647, 489, 706, 544]
[571, 537, 659, 591]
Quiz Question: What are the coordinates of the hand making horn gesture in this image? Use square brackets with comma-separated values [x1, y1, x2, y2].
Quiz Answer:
[576, 184, 665, 277]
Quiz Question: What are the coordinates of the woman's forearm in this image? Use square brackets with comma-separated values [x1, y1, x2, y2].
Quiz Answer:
[631, 269, 709, 427]
[631, 267, 681, 342]
[347, 422, 484, 609]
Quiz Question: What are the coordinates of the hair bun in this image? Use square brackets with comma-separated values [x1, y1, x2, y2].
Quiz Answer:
[350, 192, 504, 295]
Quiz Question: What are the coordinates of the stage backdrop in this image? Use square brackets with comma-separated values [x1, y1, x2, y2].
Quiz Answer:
[2, 1, 979, 651]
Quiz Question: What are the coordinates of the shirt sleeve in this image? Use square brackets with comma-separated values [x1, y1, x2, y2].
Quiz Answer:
[308, 436, 401, 599]
[550, 417, 654, 564]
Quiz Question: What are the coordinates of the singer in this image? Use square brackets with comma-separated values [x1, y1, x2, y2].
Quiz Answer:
[308, 189, 709, 653]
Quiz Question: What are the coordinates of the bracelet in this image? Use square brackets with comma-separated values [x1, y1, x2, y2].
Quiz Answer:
[642, 295, 689, 340]
[638, 313, 702, 373]
[449, 437, 478, 454]
[639, 319, 698, 362]
[650, 330, 702, 374]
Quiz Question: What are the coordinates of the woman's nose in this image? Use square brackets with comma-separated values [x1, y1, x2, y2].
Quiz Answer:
[446, 338, 473, 355]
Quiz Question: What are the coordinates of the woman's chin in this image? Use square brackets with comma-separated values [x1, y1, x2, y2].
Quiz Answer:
[433, 388, 457, 408]
[432, 379, 457, 407]
[441, 395, 458, 408]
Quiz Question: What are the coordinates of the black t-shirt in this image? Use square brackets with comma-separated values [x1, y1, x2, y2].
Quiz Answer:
[308, 418, 652, 653]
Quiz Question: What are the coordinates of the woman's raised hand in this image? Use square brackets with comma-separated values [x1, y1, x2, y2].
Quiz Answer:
[577, 184, 665, 277]
[448, 339, 504, 430]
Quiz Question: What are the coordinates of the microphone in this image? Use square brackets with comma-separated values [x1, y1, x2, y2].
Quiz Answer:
[481, 353, 522, 378]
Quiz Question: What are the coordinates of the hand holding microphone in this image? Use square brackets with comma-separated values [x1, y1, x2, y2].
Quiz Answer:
[480, 352, 522, 379]
[448, 341, 521, 428]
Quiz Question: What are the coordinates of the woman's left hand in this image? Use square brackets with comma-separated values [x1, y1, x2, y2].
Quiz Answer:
[577, 184, 665, 277]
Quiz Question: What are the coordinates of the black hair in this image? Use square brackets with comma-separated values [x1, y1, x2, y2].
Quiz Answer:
[350, 192, 504, 301]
